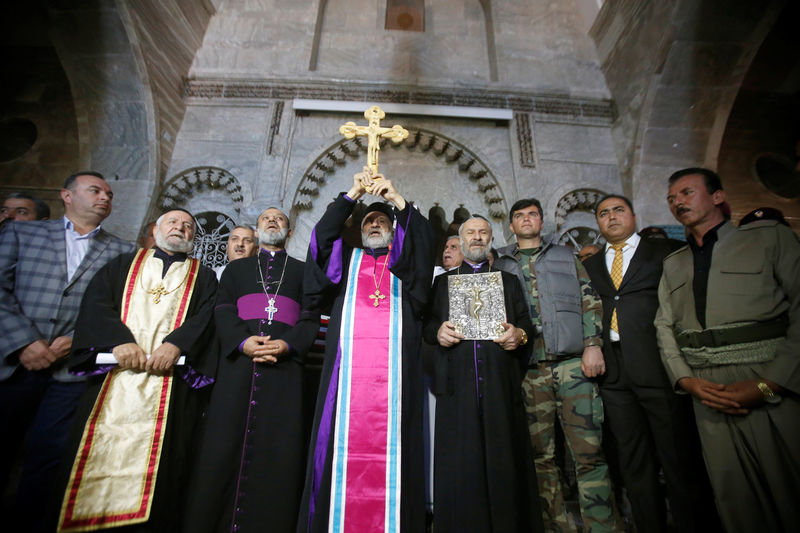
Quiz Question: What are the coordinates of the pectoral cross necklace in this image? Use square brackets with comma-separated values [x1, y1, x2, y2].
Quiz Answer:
[369, 250, 390, 307]
[141, 255, 192, 304]
[257, 251, 286, 325]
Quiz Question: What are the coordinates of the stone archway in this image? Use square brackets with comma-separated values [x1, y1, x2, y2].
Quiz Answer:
[286, 128, 511, 258]
[554, 188, 607, 250]
[292, 128, 507, 218]
[159, 166, 244, 214]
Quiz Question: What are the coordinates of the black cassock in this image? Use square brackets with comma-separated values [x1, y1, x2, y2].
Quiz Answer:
[57, 249, 217, 532]
[423, 261, 543, 533]
[297, 193, 434, 533]
[184, 250, 319, 533]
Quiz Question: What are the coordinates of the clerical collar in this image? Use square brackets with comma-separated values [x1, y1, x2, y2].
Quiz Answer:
[364, 246, 390, 258]
[153, 247, 187, 278]
[260, 248, 286, 257]
[460, 259, 488, 272]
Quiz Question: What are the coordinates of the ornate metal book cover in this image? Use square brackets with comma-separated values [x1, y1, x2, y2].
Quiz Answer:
[448, 272, 506, 340]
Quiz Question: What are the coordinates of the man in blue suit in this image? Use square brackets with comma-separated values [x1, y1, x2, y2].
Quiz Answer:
[0, 171, 134, 531]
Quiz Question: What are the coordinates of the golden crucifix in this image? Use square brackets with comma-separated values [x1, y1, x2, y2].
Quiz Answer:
[147, 284, 168, 304]
[339, 106, 409, 175]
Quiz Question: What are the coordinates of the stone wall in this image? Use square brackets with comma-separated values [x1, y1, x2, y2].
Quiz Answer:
[590, 0, 790, 228]
[190, 0, 609, 97]
[169, 82, 620, 259]
[172, 0, 622, 259]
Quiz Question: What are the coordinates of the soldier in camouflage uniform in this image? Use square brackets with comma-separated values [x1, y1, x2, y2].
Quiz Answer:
[495, 198, 619, 532]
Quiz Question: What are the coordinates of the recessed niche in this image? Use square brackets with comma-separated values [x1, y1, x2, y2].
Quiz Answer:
[0, 118, 38, 162]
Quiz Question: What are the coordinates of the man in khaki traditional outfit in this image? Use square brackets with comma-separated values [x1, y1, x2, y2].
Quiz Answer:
[54, 208, 217, 533]
[655, 168, 800, 533]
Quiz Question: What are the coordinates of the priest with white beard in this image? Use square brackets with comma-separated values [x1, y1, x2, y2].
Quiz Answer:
[54, 208, 217, 533]
[298, 168, 435, 533]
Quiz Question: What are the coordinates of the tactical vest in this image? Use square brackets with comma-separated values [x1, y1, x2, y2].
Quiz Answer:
[496, 242, 584, 358]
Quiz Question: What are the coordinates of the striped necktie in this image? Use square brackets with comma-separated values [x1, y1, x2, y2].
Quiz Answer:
[609, 242, 625, 332]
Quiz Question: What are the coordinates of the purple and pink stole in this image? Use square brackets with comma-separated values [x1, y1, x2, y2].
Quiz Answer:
[325, 247, 403, 532]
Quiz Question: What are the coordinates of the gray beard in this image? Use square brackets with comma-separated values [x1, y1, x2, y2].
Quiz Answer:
[258, 226, 289, 248]
[461, 241, 489, 263]
[155, 230, 193, 254]
[361, 229, 393, 249]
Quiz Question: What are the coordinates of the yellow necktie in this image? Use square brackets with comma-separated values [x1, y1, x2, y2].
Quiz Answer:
[609, 243, 625, 332]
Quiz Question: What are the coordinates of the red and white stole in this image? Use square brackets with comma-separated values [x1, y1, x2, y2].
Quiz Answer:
[59, 249, 199, 532]
[328, 248, 403, 533]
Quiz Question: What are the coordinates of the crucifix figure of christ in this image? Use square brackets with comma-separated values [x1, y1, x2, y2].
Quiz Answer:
[339, 105, 409, 175]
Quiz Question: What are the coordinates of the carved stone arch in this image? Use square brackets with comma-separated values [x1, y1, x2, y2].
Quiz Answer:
[554, 188, 606, 228]
[291, 128, 507, 221]
[554, 188, 607, 251]
[159, 167, 244, 214]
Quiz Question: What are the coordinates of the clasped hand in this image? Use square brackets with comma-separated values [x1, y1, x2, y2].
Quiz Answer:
[348, 167, 406, 210]
[243, 335, 289, 364]
[18, 336, 72, 371]
[678, 377, 779, 415]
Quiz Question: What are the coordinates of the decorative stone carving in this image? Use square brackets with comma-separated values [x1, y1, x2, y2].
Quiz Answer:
[515, 112, 536, 168]
[292, 128, 507, 220]
[554, 188, 605, 228]
[159, 167, 243, 214]
[185, 80, 614, 124]
[267, 101, 284, 155]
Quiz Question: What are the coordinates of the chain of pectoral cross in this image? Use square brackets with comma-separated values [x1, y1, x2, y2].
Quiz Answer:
[369, 252, 390, 307]
[257, 253, 286, 324]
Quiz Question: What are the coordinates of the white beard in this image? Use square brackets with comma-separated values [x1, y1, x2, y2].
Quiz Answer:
[361, 228, 393, 249]
[258, 226, 289, 248]
[154, 229, 193, 254]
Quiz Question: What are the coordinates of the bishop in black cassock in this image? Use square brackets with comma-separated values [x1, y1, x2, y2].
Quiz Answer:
[297, 169, 434, 533]
[184, 208, 319, 533]
[423, 216, 542, 533]
[55, 209, 217, 533]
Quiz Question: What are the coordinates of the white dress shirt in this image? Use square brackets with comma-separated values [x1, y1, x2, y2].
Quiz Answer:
[64, 216, 101, 281]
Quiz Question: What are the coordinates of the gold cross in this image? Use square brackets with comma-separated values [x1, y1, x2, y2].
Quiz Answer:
[369, 289, 386, 307]
[147, 284, 168, 304]
[339, 106, 409, 175]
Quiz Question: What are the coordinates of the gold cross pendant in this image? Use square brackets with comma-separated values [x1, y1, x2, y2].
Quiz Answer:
[147, 284, 168, 304]
[369, 289, 386, 307]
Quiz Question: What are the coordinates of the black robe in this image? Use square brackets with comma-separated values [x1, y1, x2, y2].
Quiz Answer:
[184, 250, 319, 533]
[56, 249, 217, 533]
[423, 261, 543, 533]
[297, 193, 435, 533]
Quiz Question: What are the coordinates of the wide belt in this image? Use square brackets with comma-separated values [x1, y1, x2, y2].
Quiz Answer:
[676, 314, 788, 349]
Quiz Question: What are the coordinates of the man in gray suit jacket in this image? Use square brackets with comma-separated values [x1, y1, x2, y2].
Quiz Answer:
[0, 171, 134, 531]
